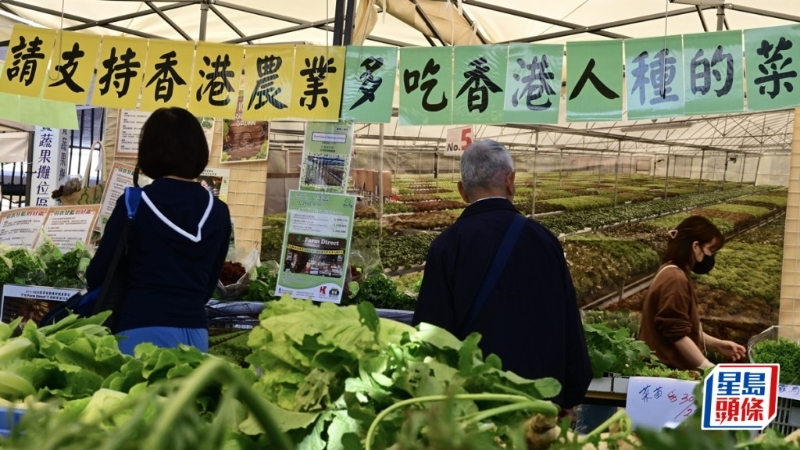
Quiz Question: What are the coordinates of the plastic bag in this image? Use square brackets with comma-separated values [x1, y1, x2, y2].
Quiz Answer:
[216, 248, 260, 301]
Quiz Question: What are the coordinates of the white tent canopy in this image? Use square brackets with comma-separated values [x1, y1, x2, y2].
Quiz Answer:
[0, 0, 797, 157]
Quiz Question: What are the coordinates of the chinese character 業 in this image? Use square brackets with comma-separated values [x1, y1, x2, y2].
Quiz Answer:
[717, 372, 742, 396]
[196, 54, 235, 107]
[146, 50, 187, 103]
[689, 46, 734, 98]
[98, 47, 142, 98]
[49, 42, 86, 93]
[569, 58, 620, 101]
[403, 58, 447, 112]
[754, 37, 797, 99]
[248, 55, 287, 111]
[511, 55, 555, 111]
[351, 56, 384, 110]
[457, 56, 502, 113]
[6, 35, 45, 86]
[299, 56, 338, 110]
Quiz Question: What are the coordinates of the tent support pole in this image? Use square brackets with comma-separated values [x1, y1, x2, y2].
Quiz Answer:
[532, 132, 538, 217]
[559, 148, 563, 187]
[199, 0, 209, 41]
[698, 149, 705, 194]
[754, 155, 762, 186]
[614, 141, 621, 207]
[664, 146, 671, 200]
[740, 153, 746, 185]
[378, 124, 384, 238]
[344, 0, 357, 44]
[333, 0, 345, 45]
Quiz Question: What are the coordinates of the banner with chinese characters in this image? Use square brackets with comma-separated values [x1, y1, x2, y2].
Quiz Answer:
[299, 121, 354, 193]
[341, 46, 398, 123]
[189, 42, 244, 119]
[140, 39, 195, 111]
[399, 47, 453, 125]
[683, 31, 745, 115]
[566, 40, 624, 122]
[744, 24, 800, 112]
[91, 36, 149, 110]
[453, 45, 507, 125]
[504, 43, 563, 124]
[43, 31, 101, 105]
[32, 127, 69, 207]
[625, 36, 685, 120]
[242, 45, 294, 121]
[0, 25, 57, 98]
[289, 46, 346, 122]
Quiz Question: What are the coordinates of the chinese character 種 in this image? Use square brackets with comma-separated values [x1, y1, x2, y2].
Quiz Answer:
[38, 149, 51, 164]
[36, 181, 49, 195]
[98, 47, 142, 98]
[639, 385, 652, 402]
[146, 50, 187, 103]
[717, 372, 742, 396]
[403, 58, 447, 112]
[37, 166, 51, 180]
[630, 49, 679, 106]
[351, 56, 384, 110]
[299, 56, 338, 110]
[689, 46, 734, 98]
[511, 55, 555, 111]
[49, 42, 86, 93]
[6, 35, 45, 86]
[457, 56, 502, 113]
[742, 372, 766, 395]
[754, 37, 797, 99]
[248, 55, 287, 111]
[196, 54, 235, 107]
[569, 58, 620, 101]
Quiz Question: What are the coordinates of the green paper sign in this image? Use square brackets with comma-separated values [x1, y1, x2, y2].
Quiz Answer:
[566, 41, 623, 122]
[340, 46, 398, 123]
[299, 121, 354, 194]
[745, 25, 800, 112]
[399, 47, 453, 125]
[504, 43, 563, 124]
[275, 190, 356, 304]
[452, 45, 507, 125]
[625, 36, 685, 120]
[683, 31, 744, 115]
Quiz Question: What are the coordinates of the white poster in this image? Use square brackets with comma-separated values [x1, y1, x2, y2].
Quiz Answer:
[0, 207, 49, 249]
[626, 377, 700, 430]
[0, 132, 28, 163]
[97, 162, 136, 232]
[35, 205, 100, 253]
[115, 109, 152, 157]
[32, 127, 68, 207]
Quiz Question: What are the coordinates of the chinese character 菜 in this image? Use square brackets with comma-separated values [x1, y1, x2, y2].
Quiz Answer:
[196, 54, 235, 107]
[7, 34, 45, 86]
[351, 56, 384, 110]
[146, 51, 187, 103]
[639, 385, 652, 402]
[754, 37, 797, 99]
[569, 58, 620, 101]
[248, 55, 287, 111]
[511, 55, 555, 111]
[299, 56, 338, 110]
[98, 47, 142, 98]
[689, 46, 734, 98]
[49, 42, 86, 93]
[630, 49, 679, 106]
[456, 56, 502, 113]
[403, 58, 447, 112]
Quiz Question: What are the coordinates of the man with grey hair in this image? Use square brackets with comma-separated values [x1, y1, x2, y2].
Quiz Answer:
[413, 139, 592, 414]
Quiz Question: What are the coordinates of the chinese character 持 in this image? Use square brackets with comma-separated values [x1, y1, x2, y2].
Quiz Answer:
[299, 56, 338, 110]
[248, 55, 287, 111]
[511, 55, 554, 111]
[146, 50, 187, 103]
[457, 56, 502, 113]
[6, 34, 45, 86]
[403, 58, 447, 112]
[98, 47, 142, 98]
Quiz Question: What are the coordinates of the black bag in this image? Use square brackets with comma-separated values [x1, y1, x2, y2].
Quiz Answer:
[39, 187, 143, 331]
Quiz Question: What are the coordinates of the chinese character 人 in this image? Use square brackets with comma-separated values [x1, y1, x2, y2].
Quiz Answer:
[403, 58, 447, 112]
[7, 34, 46, 86]
[457, 56, 502, 113]
[569, 58, 619, 101]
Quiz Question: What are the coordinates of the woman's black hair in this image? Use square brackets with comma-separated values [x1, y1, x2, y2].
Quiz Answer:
[137, 107, 209, 180]
[661, 215, 725, 269]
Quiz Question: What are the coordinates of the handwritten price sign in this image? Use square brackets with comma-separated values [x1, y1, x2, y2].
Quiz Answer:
[625, 377, 700, 430]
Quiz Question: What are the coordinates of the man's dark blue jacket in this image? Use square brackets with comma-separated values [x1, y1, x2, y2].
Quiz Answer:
[412, 198, 592, 408]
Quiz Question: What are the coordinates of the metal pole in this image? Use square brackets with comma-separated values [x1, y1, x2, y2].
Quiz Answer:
[754, 155, 762, 186]
[716, 5, 725, 31]
[378, 124, 384, 238]
[559, 148, 563, 187]
[629, 153, 633, 179]
[698, 149, 705, 194]
[532, 132, 538, 216]
[199, 0, 209, 41]
[614, 141, 621, 207]
[343, 0, 357, 45]
[333, 0, 345, 45]
[664, 146, 671, 200]
[740, 153, 746, 185]
[24, 133, 33, 206]
[723, 151, 728, 186]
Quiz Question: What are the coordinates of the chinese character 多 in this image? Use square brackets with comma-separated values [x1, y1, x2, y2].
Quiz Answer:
[248, 55, 287, 111]
[717, 372, 743, 396]
[299, 56, 338, 110]
[403, 58, 447, 112]
[511, 55, 555, 111]
[49, 42, 86, 93]
[630, 48, 679, 106]
[754, 37, 797, 99]
[196, 54, 235, 107]
[6, 34, 45, 86]
[456, 56, 502, 113]
[351, 56, 384, 110]
[569, 58, 620, 101]
[98, 47, 142, 98]
[146, 50, 187, 103]
[689, 46, 734, 98]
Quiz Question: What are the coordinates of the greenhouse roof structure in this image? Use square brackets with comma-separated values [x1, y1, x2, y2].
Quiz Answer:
[0, 0, 797, 157]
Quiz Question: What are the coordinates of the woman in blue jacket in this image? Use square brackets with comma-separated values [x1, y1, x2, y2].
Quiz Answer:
[87, 107, 231, 355]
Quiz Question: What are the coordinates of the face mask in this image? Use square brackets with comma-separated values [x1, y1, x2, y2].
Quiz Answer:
[692, 252, 715, 275]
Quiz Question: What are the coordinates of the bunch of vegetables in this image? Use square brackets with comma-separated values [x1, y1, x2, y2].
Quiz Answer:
[0, 241, 90, 288]
[751, 338, 800, 385]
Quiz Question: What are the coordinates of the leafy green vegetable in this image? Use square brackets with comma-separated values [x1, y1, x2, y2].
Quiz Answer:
[582, 322, 653, 378]
[751, 338, 800, 385]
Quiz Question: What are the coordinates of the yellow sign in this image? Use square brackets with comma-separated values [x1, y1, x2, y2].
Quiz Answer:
[43, 31, 101, 104]
[289, 46, 345, 121]
[0, 25, 57, 98]
[90, 36, 149, 109]
[189, 42, 243, 119]
[242, 45, 295, 121]
[140, 39, 195, 112]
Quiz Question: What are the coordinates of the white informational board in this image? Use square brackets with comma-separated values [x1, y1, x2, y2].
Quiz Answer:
[444, 126, 473, 152]
[0, 207, 49, 249]
[626, 377, 700, 430]
[779, 384, 800, 401]
[96, 162, 136, 232]
[115, 110, 152, 157]
[34, 205, 100, 253]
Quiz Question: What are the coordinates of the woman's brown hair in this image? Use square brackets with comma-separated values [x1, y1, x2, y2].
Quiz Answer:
[661, 215, 724, 269]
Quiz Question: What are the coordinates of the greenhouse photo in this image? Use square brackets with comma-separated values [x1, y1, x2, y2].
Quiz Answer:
[0, 0, 799, 448]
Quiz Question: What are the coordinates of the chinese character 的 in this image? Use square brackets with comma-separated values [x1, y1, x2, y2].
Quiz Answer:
[568, 58, 619, 101]
[98, 47, 142, 98]
[145, 50, 187, 103]
[456, 56, 502, 113]
[6, 34, 45, 86]
[248, 55, 287, 111]
[511, 55, 554, 111]
[49, 42, 86, 93]
[350, 56, 384, 110]
[299, 56, 338, 111]
[754, 37, 797, 99]
[630, 49, 679, 106]
[403, 58, 447, 112]
[196, 54, 235, 107]
[689, 45, 734, 98]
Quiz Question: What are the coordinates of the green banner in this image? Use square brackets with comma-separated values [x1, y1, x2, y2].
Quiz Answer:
[299, 121, 354, 194]
[745, 25, 800, 112]
[625, 36, 685, 120]
[275, 190, 356, 304]
[452, 45, 507, 125]
[504, 43, 563, 124]
[340, 46, 397, 123]
[683, 31, 744, 115]
[566, 41, 623, 122]
[399, 47, 453, 125]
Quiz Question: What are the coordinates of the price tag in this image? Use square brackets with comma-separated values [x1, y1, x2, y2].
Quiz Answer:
[778, 384, 800, 401]
[626, 377, 700, 430]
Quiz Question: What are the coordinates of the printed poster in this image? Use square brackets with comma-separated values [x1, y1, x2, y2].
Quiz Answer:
[32, 127, 69, 207]
[43, 31, 102, 105]
[242, 44, 295, 122]
[35, 205, 100, 253]
[0, 207, 49, 249]
[399, 47, 453, 125]
[504, 43, 563, 124]
[198, 168, 230, 203]
[299, 121, 354, 193]
[0, 25, 57, 98]
[275, 190, 356, 304]
[453, 45, 507, 125]
[116, 109, 152, 157]
[90, 36, 148, 110]
[221, 93, 269, 164]
[1, 285, 81, 330]
[97, 162, 136, 232]
[139, 39, 195, 112]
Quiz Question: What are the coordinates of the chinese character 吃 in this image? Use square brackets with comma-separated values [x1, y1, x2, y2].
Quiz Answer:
[456, 56, 502, 113]
[511, 55, 554, 111]
[98, 47, 142, 98]
[299, 56, 338, 110]
[7, 34, 45, 86]
[754, 37, 797, 99]
[351, 56, 384, 110]
[196, 54, 235, 107]
[569, 58, 619, 101]
[146, 50, 187, 103]
[689, 46, 734, 98]
[403, 58, 447, 112]
[248, 55, 287, 111]
[49, 42, 86, 93]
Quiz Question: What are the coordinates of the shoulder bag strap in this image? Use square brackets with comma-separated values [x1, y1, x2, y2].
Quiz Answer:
[457, 213, 527, 339]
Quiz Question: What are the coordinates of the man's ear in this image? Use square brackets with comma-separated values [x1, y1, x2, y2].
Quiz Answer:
[506, 172, 516, 197]
[457, 181, 470, 204]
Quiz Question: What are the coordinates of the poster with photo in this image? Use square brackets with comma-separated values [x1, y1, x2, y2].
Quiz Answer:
[198, 168, 230, 203]
[197, 116, 216, 151]
[275, 190, 356, 304]
[0, 285, 80, 329]
[221, 93, 269, 164]
[299, 121, 354, 193]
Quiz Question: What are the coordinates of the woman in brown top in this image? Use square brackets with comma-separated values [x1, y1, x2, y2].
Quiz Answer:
[639, 216, 746, 370]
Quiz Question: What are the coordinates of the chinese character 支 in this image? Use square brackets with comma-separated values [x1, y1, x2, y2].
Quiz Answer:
[49, 42, 86, 93]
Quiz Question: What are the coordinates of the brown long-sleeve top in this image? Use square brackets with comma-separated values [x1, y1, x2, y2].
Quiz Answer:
[639, 264, 703, 370]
